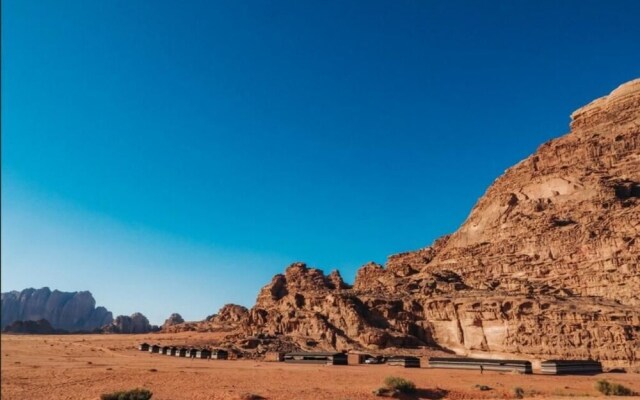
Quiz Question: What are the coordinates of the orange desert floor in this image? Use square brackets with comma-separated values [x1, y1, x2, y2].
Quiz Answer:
[2, 333, 639, 400]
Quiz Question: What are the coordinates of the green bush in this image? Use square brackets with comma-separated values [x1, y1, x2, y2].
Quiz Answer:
[513, 386, 525, 399]
[596, 380, 634, 396]
[100, 388, 153, 400]
[383, 376, 416, 393]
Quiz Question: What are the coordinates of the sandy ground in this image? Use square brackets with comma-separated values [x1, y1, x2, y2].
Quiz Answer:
[2, 333, 639, 400]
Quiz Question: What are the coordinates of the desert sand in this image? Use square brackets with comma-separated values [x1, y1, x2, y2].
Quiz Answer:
[2, 333, 639, 400]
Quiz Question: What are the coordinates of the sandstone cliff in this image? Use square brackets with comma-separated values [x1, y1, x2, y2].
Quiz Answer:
[1, 288, 113, 332]
[239, 79, 640, 364]
[165, 79, 640, 365]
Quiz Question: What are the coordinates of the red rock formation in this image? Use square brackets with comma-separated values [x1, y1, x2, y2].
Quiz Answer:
[175, 79, 640, 364]
[212, 304, 249, 323]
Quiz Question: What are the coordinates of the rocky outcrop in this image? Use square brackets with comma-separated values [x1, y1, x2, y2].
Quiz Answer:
[161, 305, 251, 334]
[245, 262, 426, 351]
[162, 313, 185, 329]
[235, 79, 640, 364]
[212, 304, 249, 323]
[2, 319, 61, 334]
[102, 312, 154, 334]
[1, 288, 113, 331]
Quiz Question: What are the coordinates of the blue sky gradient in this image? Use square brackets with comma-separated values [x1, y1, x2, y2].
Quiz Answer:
[2, 0, 639, 324]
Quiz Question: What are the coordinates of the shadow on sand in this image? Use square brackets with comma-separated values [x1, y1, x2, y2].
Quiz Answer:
[396, 388, 449, 400]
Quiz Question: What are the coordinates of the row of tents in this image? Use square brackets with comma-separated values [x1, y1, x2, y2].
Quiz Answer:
[264, 351, 603, 375]
[139, 344, 603, 375]
[139, 343, 228, 359]
[429, 358, 602, 375]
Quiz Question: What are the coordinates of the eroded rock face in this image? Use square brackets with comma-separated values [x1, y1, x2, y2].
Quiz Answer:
[212, 304, 249, 323]
[102, 312, 153, 334]
[237, 79, 640, 364]
[0, 288, 113, 331]
[245, 262, 426, 351]
[433, 79, 640, 307]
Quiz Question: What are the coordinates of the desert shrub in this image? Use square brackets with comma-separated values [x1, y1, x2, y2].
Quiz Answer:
[383, 376, 416, 393]
[596, 380, 634, 396]
[513, 387, 525, 399]
[100, 388, 153, 400]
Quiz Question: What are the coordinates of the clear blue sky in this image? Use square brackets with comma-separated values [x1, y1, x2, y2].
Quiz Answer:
[2, 1, 639, 324]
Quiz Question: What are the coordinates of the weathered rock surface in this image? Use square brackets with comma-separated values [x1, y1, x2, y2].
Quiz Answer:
[0, 288, 113, 331]
[102, 312, 155, 334]
[211, 304, 249, 323]
[170, 79, 640, 364]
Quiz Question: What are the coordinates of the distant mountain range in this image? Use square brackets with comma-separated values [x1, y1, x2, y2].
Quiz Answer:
[1, 287, 156, 333]
[1, 287, 113, 331]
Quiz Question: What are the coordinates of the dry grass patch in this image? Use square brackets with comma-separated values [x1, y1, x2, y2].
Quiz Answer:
[596, 380, 635, 396]
[100, 388, 153, 400]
